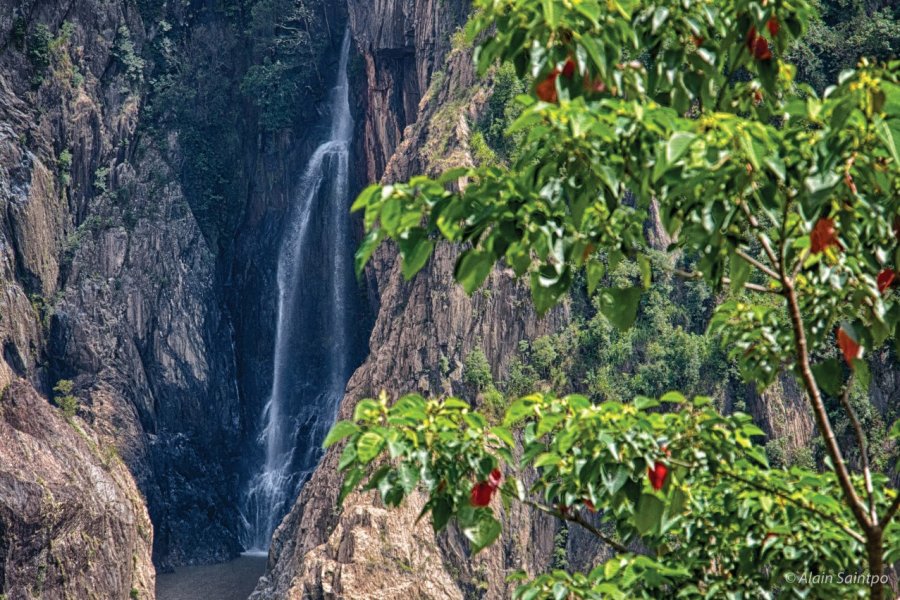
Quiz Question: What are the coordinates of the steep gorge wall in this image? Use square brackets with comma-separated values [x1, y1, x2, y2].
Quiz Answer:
[253, 2, 576, 597]
[0, 0, 348, 585]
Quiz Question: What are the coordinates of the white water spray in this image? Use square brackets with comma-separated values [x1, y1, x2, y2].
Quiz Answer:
[242, 30, 354, 552]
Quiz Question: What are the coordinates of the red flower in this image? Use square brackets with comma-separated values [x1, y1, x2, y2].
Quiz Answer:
[536, 68, 560, 103]
[691, 35, 704, 47]
[583, 499, 596, 513]
[561, 57, 576, 79]
[810, 217, 840, 254]
[488, 468, 502, 489]
[837, 327, 863, 367]
[470, 482, 495, 507]
[648, 461, 668, 491]
[878, 269, 896, 294]
[766, 17, 780, 37]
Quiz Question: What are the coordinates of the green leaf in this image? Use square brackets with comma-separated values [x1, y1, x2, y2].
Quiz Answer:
[355, 229, 384, 277]
[635, 494, 665, 535]
[431, 497, 452, 531]
[729, 252, 750, 294]
[586, 260, 605, 296]
[398, 462, 419, 493]
[666, 132, 695, 165]
[463, 513, 502, 554]
[599, 286, 642, 331]
[455, 250, 494, 294]
[491, 426, 516, 448]
[875, 116, 899, 163]
[634, 396, 660, 410]
[323, 421, 359, 448]
[659, 392, 684, 405]
[399, 234, 434, 280]
[350, 184, 380, 212]
[339, 466, 365, 504]
[811, 358, 843, 397]
[651, 7, 670, 34]
[504, 397, 536, 426]
[354, 398, 381, 422]
[356, 431, 385, 464]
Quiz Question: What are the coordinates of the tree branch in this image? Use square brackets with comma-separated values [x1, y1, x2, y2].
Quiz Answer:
[720, 468, 866, 544]
[882, 493, 900, 527]
[515, 493, 629, 554]
[781, 278, 871, 532]
[736, 248, 781, 281]
[671, 268, 780, 294]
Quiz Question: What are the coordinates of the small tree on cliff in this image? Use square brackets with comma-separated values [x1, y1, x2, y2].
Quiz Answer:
[329, 0, 900, 597]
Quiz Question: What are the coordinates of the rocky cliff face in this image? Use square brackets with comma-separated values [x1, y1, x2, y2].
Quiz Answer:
[1, 0, 355, 576]
[0, 0, 248, 569]
[251, 3, 575, 597]
[0, 381, 154, 599]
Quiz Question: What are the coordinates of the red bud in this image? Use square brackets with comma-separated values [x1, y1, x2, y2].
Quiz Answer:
[766, 17, 780, 37]
[561, 57, 576, 79]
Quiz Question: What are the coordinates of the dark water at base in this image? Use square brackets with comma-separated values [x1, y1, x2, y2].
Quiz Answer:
[156, 555, 266, 600]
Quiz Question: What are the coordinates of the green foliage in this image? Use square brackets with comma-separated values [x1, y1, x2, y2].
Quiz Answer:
[140, 0, 335, 248]
[341, 0, 900, 595]
[27, 24, 53, 87]
[112, 26, 146, 86]
[241, 0, 332, 131]
[468, 130, 496, 166]
[331, 392, 882, 598]
[789, 0, 900, 94]
[57, 149, 72, 186]
[11, 15, 27, 49]
[477, 62, 527, 162]
[53, 380, 78, 419]
[463, 347, 493, 391]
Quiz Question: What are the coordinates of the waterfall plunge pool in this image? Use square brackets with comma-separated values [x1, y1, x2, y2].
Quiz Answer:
[155, 553, 267, 600]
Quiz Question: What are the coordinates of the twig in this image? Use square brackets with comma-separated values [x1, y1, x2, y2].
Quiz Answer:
[738, 200, 780, 269]
[736, 248, 781, 281]
[882, 493, 900, 527]
[837, 375, 877, 525]
[671, 268, 780, 294]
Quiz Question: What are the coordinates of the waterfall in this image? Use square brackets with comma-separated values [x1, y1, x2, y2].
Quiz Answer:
[241, 30, 356, 553]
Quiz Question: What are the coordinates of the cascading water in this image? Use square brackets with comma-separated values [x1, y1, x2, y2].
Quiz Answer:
[241, 30, 358, 552]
